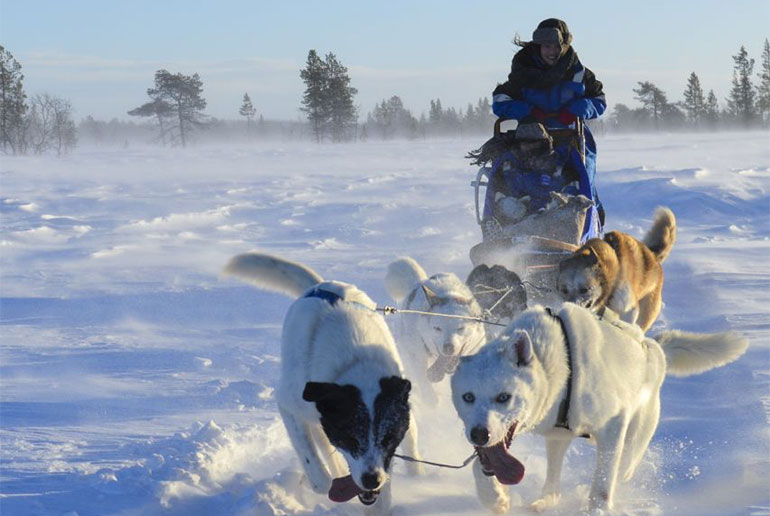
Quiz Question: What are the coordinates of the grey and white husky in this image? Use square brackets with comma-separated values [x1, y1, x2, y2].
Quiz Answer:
[385, 256, 486, 402]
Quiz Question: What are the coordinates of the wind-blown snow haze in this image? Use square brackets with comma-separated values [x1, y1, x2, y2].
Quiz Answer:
[1, 131, 769, 515]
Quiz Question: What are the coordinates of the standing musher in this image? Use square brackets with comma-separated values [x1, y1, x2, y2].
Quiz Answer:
[492, 18, 607, 232]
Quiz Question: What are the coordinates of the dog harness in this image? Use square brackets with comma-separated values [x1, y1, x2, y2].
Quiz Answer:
[303, 285, 374, 312]
[545, 307, 574, 431]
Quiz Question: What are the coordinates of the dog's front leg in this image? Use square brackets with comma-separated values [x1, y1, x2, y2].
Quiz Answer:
[588, 414, 628, 512]
[364, 480, 392, 516]
[400, 412, 424, 476]
[279, 407, 333, 494]
[531, 434, 572, 512]
[472, 456, 510, 514]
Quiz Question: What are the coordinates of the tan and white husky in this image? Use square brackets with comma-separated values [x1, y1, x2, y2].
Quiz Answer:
[557, 207, 676, 331]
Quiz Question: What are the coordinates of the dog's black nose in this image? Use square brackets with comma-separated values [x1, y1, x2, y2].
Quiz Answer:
[470, 426, 489, 446]
[361, 471, 382, 490]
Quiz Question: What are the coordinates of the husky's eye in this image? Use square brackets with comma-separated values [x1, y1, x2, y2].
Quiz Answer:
[579, 287, 589, 294]
[495, 393, 511, 403]
[462, 392, 475, 403]
[433, 326, 443, 333]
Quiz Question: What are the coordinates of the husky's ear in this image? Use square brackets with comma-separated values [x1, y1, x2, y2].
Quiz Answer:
[303, 381, 340, 402]
[577, 246, 599, 265]
[505, 330, 533, 367]
[379, 376, 411, 400]
[422, 284, 440, 307]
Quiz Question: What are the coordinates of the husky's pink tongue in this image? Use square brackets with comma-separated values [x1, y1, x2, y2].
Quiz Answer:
[476, 441, 525, 485]
[328, 475, 363, 503]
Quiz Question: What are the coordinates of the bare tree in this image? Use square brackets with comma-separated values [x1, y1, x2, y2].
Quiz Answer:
[26, 93, 77, 155]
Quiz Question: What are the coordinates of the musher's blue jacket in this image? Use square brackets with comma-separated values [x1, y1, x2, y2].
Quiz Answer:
[492, 44, 606, 126]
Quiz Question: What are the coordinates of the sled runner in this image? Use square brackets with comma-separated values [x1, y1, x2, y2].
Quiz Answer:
[466, 118, 603, 307]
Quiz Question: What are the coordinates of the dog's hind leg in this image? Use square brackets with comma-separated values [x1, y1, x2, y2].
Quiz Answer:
[531, 434, 572, 512]
[636, 287, 662, 332]
[620, 394, 660, 482]
[588, 414, 629, 512]
[472, 456, 510, 514]
[279, 407, 333, 494]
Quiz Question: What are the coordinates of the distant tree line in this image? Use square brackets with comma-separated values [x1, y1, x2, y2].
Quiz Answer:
[3, 40, 769, 154]
[609, 41, 770, 132]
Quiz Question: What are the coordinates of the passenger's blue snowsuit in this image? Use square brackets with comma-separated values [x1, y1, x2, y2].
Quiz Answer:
[491, 43, 606, 239]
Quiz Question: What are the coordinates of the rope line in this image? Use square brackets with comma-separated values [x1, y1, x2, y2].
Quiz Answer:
[376, 306, 507, 327]
[394, 450, 478, 470]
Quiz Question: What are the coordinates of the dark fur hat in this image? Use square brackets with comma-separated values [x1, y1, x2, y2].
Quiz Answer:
[532, 18, 573, 48]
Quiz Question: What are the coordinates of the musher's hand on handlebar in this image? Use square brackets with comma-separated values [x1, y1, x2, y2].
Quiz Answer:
[557, 107, 577, 125]
[530, 107, 547, 121]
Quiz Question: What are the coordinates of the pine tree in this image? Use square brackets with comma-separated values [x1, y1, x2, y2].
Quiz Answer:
[239, 92, 257, 132]
[704, 90, 720, 128]
[429, 99, 443, 125]
[324, 52, 357, 142]
[131, 70, 207, 147]
[0, 45, 28, 154]
[300, 50, 328, 142]
[757, 39, 770, 125]
[128, 98, 175, 145]
[682, 72, 705, 127]
[726, 45, 756, 127]
[633, 81, 669, 129]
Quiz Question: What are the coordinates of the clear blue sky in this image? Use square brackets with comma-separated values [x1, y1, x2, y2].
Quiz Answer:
[2, 0, 768, 121]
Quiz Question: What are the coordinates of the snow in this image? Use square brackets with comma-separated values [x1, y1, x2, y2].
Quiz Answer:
[1, 131, 769, 515]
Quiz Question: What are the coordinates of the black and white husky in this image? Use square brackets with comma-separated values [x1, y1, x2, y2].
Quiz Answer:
[224, 252, 421, 514]
[451, 304, 747, 514]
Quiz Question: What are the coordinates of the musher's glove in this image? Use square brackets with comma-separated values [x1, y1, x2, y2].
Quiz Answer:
[557, 107, 577, 125]
[530, 107, 547, 121]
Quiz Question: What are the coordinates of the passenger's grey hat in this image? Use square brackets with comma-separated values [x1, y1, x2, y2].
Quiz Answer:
[516, 122, 552, 143]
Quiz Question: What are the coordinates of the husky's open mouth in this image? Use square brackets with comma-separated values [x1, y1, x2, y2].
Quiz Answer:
[426, 353, 460, 382]
[329, 475, 380, 505]
[475, 422, 525, 484]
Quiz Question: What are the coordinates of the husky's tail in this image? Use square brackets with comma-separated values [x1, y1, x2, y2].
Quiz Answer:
[643, 207, 677, 262]
[385, 257, 428, 302]
[653, 330, 748, 377]
[223, 252, 323, 298]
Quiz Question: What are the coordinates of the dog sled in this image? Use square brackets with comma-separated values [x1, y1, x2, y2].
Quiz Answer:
[466, 118, 603, 310]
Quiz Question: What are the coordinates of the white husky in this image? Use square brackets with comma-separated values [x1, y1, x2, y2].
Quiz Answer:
[224, 252, 421, 514]
[450, 304, 747, 514]
[385, 257, 486, 402]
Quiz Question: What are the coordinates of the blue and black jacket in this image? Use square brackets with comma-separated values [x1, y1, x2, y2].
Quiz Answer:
[492, 44, 606, 124]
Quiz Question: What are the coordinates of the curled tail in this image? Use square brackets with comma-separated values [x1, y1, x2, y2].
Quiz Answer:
[653, 330, 748, 377]
[643, 207, 677, 262]
[385, 257, 429, 302]
[223, 252, 323, 298]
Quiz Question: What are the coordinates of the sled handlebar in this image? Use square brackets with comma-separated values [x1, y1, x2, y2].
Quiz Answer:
[493, 117, 583, 139]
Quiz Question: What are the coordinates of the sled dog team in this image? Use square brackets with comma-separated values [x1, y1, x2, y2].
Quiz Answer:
[223, 208, 747, 516]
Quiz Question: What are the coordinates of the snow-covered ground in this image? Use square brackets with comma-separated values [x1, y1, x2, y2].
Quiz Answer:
[1, 132, 768, 516]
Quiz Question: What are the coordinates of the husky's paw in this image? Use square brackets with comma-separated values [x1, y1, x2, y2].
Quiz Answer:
[481, 494, 510, 515]
[531, 493, 560, 512]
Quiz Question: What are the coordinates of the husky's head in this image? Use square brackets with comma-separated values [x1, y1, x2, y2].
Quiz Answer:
[412, 274, 486, 360]
[557, 246, 605, 310]
[451, 310, 558, 449]
[303, 375, 411, 501]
